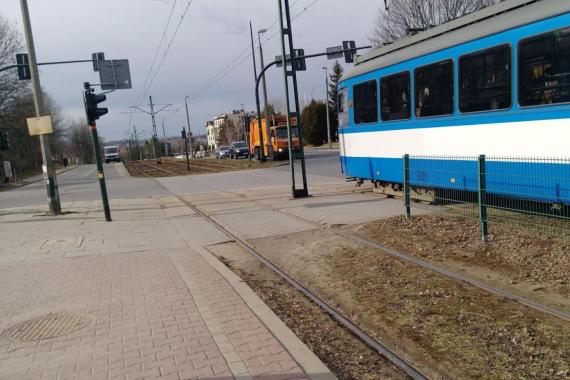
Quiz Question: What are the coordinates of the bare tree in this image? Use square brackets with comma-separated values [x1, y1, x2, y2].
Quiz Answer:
[0, 16, 29, 126]
[370, 0, 501, 46]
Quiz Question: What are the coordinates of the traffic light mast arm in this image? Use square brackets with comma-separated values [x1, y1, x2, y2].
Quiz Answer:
[254, 45, 372, 140]
[0, 59, 96, 74]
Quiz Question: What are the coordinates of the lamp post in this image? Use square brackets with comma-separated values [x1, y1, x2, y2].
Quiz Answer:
[184, 96, 193, 158]
[250, 21, 265, 162]
[322, 66, 332, 149]
[258, 28, 274, 160]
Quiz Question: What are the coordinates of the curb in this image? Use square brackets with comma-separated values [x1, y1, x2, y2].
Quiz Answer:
[194, 243, 337, 380]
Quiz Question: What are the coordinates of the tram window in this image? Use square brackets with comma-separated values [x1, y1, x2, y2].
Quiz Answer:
[381, 72, 410, 121]
[415, 60, 454, 117]
[519, 27, 570, 106]
[338, 88, 349, 128]
[353, 80, 378, 124]
[459, 45, 512, 113]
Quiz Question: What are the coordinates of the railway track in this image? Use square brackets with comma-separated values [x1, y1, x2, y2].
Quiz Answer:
[136, 167, 570, 378]
[127, 159, 258, 177]
[204, 187, 570, 323]
[141, 177, 429, 379]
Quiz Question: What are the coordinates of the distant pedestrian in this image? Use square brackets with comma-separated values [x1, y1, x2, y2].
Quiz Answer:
[63, 157, 68, 168]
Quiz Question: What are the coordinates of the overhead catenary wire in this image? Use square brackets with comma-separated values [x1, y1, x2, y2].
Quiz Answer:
[134, 0, 179, 106]
[135, 0, 197, 106]
[187, 0, 321, 103]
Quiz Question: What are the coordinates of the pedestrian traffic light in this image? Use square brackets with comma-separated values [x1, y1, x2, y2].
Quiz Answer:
[16, 53, 31, 80]
[342, 41, 357, 64]
[85, 90, 108, 125]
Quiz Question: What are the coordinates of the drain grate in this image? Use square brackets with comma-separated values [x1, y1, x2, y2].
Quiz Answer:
[1, 313, 92, 342]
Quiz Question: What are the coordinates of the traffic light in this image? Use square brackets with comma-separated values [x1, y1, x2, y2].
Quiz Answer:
[85, 90, 108, 125]
[16, 53, 31, 80]
[293, 49, 306, 71]
[181, 127, 187, 139]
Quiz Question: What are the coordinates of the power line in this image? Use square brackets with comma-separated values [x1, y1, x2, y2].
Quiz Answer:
[136, 0, 197, 106]
[134, 0, 178, 106]
[188, 0, 321, 102]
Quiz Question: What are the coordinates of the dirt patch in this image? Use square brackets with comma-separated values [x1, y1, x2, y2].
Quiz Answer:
[251, 229, 570, 380]
[126, 158, 278, 177]
[205, 241, 408, 380]
[358, 215, 570, 312]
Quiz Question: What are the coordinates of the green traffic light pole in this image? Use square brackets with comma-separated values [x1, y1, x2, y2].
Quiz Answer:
[84, 82, 112, 222]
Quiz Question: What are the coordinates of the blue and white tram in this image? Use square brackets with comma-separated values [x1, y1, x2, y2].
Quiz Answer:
[338, 0, 570, 204]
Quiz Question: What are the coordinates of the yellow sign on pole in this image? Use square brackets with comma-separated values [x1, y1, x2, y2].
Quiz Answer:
[27, 115, 53, 136]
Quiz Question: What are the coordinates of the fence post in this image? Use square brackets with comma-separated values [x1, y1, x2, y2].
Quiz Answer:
[478, 155, 488, 242]
[403, 154, 411, 219]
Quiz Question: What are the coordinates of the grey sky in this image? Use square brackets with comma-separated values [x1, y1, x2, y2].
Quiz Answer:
[0, 0, 379, 141]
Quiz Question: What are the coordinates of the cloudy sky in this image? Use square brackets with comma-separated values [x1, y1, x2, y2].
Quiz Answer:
[0, 0, 380, 141]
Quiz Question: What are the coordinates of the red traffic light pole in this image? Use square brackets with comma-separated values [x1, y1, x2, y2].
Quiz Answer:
[84, 82, 111, 222]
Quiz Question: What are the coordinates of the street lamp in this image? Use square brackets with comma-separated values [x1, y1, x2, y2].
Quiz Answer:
[322, 66, 332, 149]
[184, 96, 193, 157]
[258, 28, 274, 159]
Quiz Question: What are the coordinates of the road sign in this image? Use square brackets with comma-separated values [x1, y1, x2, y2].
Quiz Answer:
[98, 59, 132, 90]
[16, 53, 31, 80]
[27, 115, 53, 136]
[326, 46, 344, 60]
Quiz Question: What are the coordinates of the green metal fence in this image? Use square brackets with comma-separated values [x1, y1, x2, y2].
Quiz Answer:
[403, 154, 570, 240]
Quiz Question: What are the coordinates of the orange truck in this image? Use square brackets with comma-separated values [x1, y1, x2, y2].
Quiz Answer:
[249, 115, 301, 160]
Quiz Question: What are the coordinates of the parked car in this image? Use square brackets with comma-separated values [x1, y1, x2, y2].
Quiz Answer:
[229, 141, 250, 159]
[174, 153, 187, 159]
[195, 150, 206, 158]
[215, 146, 231, 159]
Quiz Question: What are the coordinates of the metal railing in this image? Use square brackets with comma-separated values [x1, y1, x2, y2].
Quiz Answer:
[403, 154, 570, 240]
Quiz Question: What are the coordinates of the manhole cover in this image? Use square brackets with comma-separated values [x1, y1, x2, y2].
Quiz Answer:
[1, 314, 92, 342]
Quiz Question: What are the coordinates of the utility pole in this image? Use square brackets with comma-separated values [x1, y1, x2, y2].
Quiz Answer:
[20, 0, 61, 214]
[184, 96, 193, 158]
[258, 29, 274, 160]
[250, 21, 265, 162]
[322, 66, 332, 149]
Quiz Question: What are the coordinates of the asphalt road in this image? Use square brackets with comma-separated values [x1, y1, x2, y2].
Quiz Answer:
[0, 149, 345, 209]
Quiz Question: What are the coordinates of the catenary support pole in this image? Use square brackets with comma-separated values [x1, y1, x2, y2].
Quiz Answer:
[250, 21, 265, 162]
[20, 0, 61, 215]
[323, 66, 332, 149]
[149, 96, 160, 164]
[258, 30, 273, 160]
[184, 96, 193, 158]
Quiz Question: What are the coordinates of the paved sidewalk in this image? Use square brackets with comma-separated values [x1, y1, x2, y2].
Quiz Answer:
[0, 197, 333, 380]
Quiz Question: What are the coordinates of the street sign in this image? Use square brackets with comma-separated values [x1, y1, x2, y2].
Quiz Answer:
[16, 53, 31, 80]
[326, 46, 344, 60]
[27, 115, 53, 136]
[98, 59, 132, 90]
[92, 52, 105, 72]
[342, 41, 357, 63]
